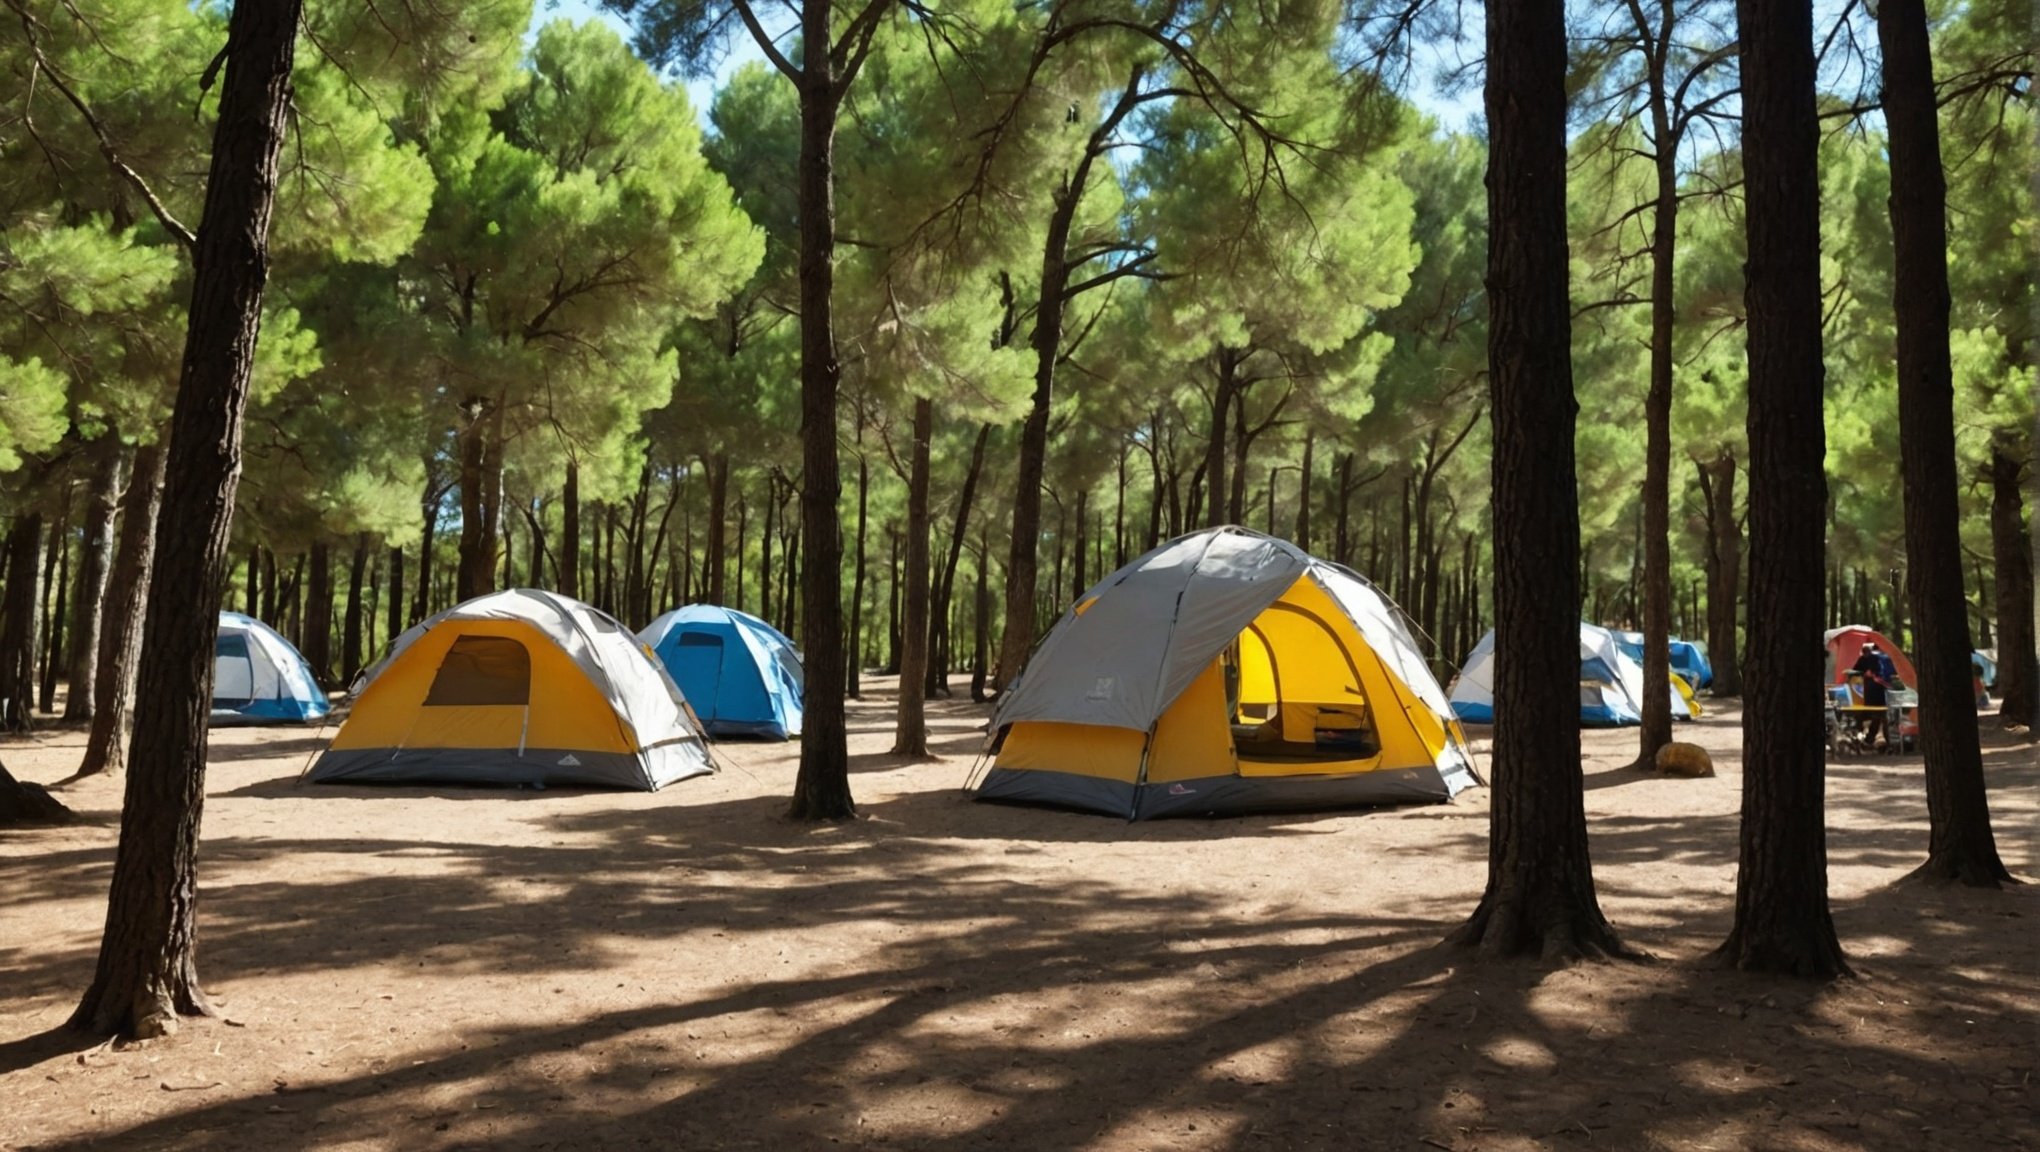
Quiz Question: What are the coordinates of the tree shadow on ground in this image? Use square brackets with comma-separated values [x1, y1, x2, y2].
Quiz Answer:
[2, 694, 2032, 1150]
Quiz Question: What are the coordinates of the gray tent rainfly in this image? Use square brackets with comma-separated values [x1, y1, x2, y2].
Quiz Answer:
[978, 526, 1481, 819]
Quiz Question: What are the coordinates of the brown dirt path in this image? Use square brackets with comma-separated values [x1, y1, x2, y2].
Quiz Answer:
[0, 679, 2033, 1151]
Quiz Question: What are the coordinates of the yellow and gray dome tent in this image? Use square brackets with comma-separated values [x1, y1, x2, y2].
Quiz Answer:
[977, 527, 1481, 819]
[309, 589, 713, 791]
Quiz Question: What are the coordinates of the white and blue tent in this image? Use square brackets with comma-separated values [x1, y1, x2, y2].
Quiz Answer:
[212, 611, 329, 725]
[639, 606, 804, 740]
[1449, 622, 1690, 727]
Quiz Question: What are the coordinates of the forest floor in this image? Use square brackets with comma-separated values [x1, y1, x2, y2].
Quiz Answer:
[0, 678, 2034, 1152]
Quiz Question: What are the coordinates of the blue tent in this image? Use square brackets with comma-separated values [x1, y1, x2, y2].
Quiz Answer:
[213, 611, 330, 724]
[1670, 640, 1713, 689]
[639, 606, 804, 740]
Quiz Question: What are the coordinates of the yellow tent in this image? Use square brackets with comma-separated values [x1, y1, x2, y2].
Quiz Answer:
[979, 528, 1480, 819]
[310, 589, 713, 791]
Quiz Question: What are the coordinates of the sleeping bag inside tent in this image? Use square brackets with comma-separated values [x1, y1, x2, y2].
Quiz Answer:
[308, 589, 713, 791]
[639, 605, 804, 739]
[212, 611, 330, 725]
[977, 527, 1480, 820]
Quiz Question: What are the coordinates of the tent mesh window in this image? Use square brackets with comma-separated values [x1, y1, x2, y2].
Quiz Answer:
[214, 631, 255, 707]
[425, 636, 532, 706]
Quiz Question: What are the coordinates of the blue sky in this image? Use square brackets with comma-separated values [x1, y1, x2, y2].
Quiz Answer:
[530, 1, 1485, 133]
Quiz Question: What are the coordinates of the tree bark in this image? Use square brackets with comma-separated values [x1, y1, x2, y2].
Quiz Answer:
[1203, 351, 1238, 530]
[848, 452, 868, 697]
[77, 445, 166, 778]
[760, 470, 776, 625]
[385, 546, 404, 649]
[0, 514, 44, 733]
[1295, 429, 1314, 552]
[1714, 0, 1849, 978]
[1878, 0, 2012, 886]
[559, 459, 581, 600]
[1988, 444, 2036, 727]
[1452, 0, 1625, 961]
[412, 488, 438, 626]
[65, 445, 124, 722]
[971, 528, 991, 702]
[1634, 74, 1680, 768]
[341, 535, 369, 683]
[72, 0, 301, 1037]
[454, 399, 504, 602]
[38, 503, 69, 714]
[1697, 451, 1744, 695]
[894, 397, 933, 756]
[702, 452, 728, 605]
[994, 75, 1143, 694]
[785, 23, 852, 821]
[927, 423, 989, 697]
[303, 540, 333, 683]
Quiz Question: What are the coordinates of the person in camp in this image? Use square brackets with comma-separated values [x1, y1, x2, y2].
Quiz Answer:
[1851, 641, 1891, 749]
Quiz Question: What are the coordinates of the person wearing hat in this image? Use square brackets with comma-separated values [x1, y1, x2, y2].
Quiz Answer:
[1850, 641, 1892, 749]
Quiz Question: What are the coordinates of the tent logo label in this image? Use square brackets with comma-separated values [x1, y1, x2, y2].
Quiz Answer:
[1086, 677, 1116, 701]
[557, 754, 582, 766]
[1168, 784, 1195, 795]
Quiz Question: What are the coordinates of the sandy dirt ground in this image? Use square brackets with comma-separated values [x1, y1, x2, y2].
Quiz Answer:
[1, 677, 2034, 1151]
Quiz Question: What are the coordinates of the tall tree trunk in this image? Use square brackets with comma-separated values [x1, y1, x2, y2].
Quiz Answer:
[703, 452, 728, 605]
[560, 459, 581, 600]
[78, 446, 167, 778]
[39, 504, 70, 714]
[1070, 488, 1089, 600]
[303, 540, 333, 683]
[1295, 429, 1314, 552]
[1452, 0, 1624, 960]
[455, 401, 499, 602]
[0, 514, 44, 733]
[1334, 452, 1353, 565]
[411, 491, 438, 626]
[284, 553, 303, 645]
[990, 71, 1148, 693]
[385, 546, 405, 649]
[1878, 0, 2011, 885]
[786, 37, 852, 821]
[1634, 96, 1680, 768]
[779, 485, 799, 639]
[894, 397, 933, 756]
[244, 545, 258, 617]
[260, 547, 278, 624]
[1715, 0, 1849, 978]
[1227, 381, 1251, 524]
[1698, 451, 1744, 694]
[760, 471, 776, 625]
[72, 0, 302, 1036]
[848, 453, 868, 698]
[886, 524, 901, 674]
[1988, 444, 2036, 727]
[734, 494, 746, 611]
[970, 530, 992, 702]
[341, 535, 369, 683]
[1113, 440, 1128, 568]
[65, 446, 124, 721]
[928, 423, 989, 697]
[1203, 352, 1237, 530]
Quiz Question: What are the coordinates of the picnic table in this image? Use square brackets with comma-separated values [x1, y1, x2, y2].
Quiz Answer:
[1824, 686, 1914, 757]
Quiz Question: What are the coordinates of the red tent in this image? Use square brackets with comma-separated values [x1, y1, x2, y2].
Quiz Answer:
[1824, 625, 1917, 689]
